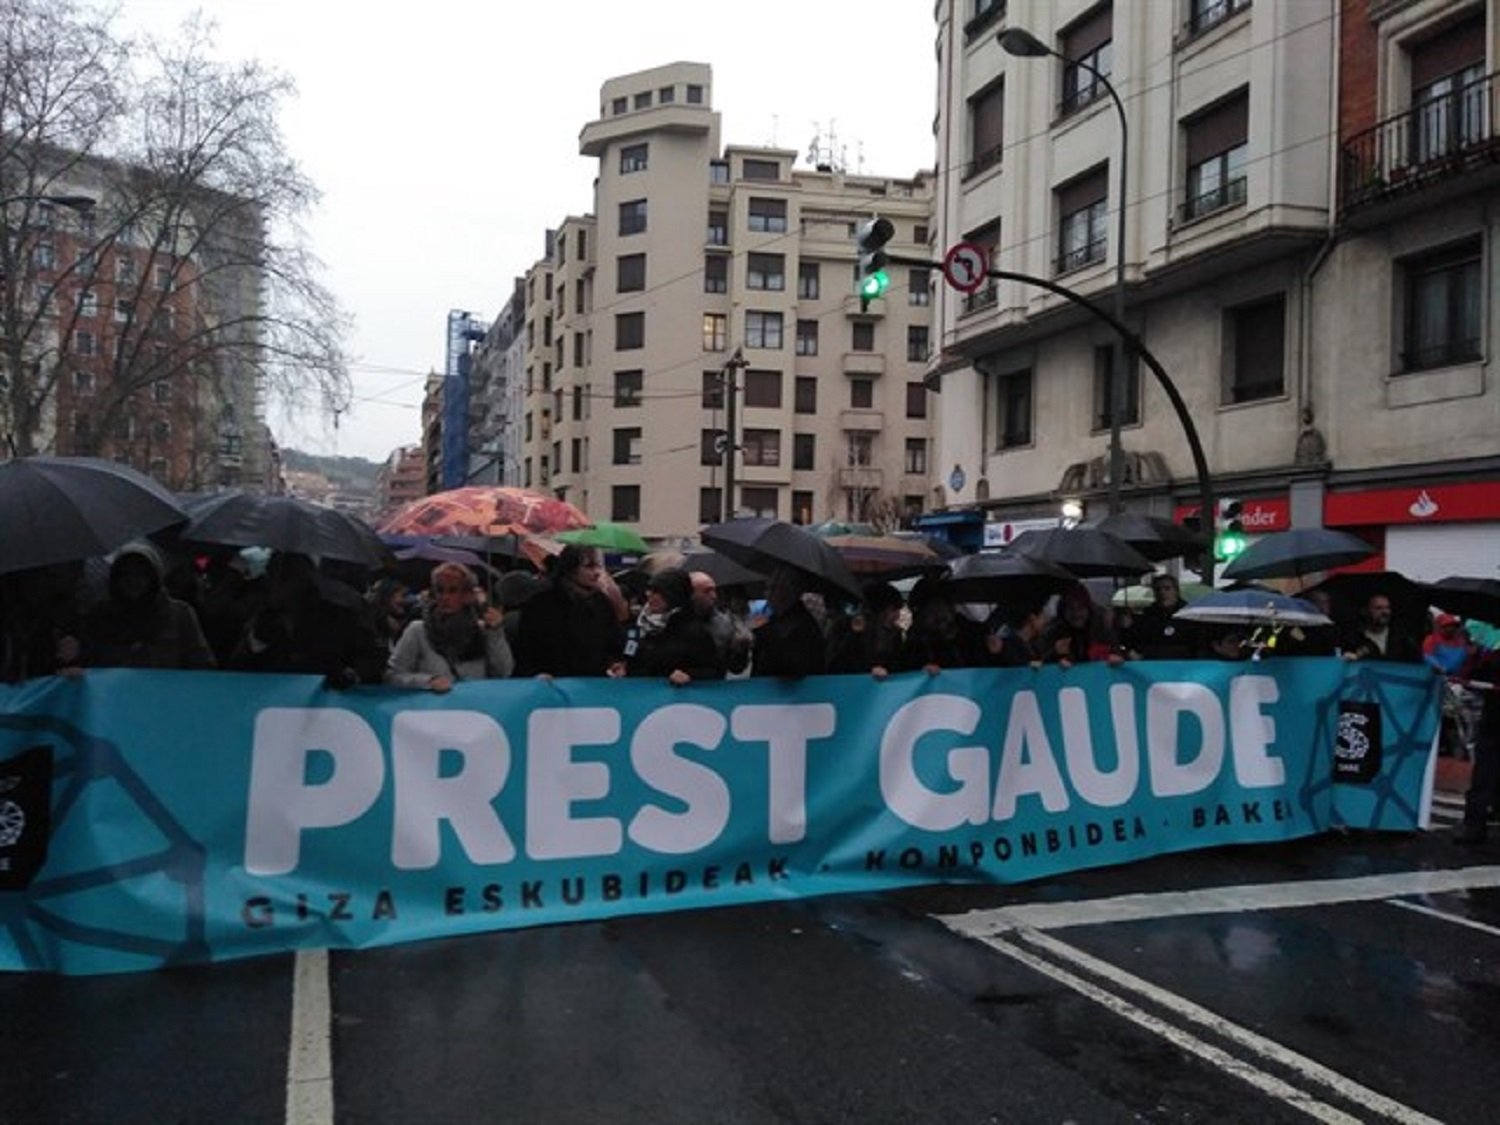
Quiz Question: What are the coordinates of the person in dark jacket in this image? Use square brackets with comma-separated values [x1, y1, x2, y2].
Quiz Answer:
[77, 543, 215, 670]
[514, 545, 626, 678]
[1340, 594, 1422, 663]
[750, 565, 826, 678]
[229, 551, 385, 687]
[899, 575, 973, 673]
[688, 570, 750, 678]
[826, 581, 905, 678]
[980, 601, 1047, 668]
[1122, 573, 1198, 660]
[1041, 584, 1122, 667]
[627, 568, 721, 685]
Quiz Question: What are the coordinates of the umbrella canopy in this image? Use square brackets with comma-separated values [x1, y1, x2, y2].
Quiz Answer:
[391, 543, 499, 586]
[1302, 570, 1427, 618]
[822, 533, 947, 579]
[0, 456, 187, 575]
[1086, 512, 1208, 562]
[179, 492, 391, 568]
[942, 549, 1077, 604]
[379, 485, 591, 538]
[1109, 580, 1214, 609]
[1220, 527, 1375, 582]
[638, 547, 765, 589]
[1009, 526, 1155, 578]
[806, 519, 875, 538]
[1173, 589, 1332, 627]
[700, 517, 862, 600]
[429, 532, 560, 571]
[556, 521, 650, 554]
[1422, 576, 1500, 627]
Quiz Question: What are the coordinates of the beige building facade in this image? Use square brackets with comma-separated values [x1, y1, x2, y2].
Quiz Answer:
[505, 63, 936, 541]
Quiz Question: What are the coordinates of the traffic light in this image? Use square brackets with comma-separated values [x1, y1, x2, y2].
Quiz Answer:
[1214, 498, 1248, 561]
[854, 216, 894, 312]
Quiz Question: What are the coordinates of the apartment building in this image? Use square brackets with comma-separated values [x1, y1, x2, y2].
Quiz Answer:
[502, 62, 935, 540]
[930, 0, 1499, 575]
[375, 444, 427, 521]
[466, 280, 525, 486]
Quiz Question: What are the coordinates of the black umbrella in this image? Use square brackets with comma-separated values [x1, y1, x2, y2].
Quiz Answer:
[1305, 570, 1427, 619]
[1086, 512, 1208, 562]
[0, 456, 187, 575]
[179, 492, 392, 568]
[700, 518, 862, 600]
[1422, 576, 1500, 626]
[1220, 527, 1375, 582]
[942, 549, 1077, 604]
[1009, 526, 1155, 578]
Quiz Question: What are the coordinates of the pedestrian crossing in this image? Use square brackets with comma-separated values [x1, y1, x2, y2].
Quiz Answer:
[1430, 792, 1465, 829]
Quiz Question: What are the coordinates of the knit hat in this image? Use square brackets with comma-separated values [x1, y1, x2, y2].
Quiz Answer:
[646, 568, 692, 610]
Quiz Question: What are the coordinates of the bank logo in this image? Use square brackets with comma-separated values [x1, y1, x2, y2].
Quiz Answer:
[1408, 490, 1439, 519]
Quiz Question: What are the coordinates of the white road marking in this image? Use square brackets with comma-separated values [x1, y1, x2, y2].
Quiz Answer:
[969, 926, 1443, 1125]
[286, 948, 334, 1125]
[1388, 897, 1500, 937]
[944, 867, 1500, 933]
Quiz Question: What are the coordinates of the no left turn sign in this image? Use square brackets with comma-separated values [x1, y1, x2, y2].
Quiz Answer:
[942, 242, 989, 294]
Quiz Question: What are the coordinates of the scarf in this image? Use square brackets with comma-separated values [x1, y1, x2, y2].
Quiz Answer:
[423, 603, 486, 674]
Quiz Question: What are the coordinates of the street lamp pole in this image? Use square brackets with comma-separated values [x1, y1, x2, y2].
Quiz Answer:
[1000, 27, 1128, 515]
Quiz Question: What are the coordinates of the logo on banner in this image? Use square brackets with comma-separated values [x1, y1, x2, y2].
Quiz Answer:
[1334, 702, 1382, 784]
[0, 745, 54, 890]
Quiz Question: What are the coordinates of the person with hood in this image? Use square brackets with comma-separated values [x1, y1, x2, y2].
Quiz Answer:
[899, 575, 973, 674]
[513, 545, 626, 678]
[385, 562, 512, 692]
[626, 568, 721, 685]
[1042, 584, 1122, 667]
[76, 543, 215, 670]
[749, 564, 826, 678]
[826, 581, 906, 678]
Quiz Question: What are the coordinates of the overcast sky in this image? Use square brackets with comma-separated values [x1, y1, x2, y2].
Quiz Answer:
[120, 1, 939, 463]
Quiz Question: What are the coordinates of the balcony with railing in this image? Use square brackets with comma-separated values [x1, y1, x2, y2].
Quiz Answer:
[1178, 174, 1247, 224]
[1341, 71, 1500, 215]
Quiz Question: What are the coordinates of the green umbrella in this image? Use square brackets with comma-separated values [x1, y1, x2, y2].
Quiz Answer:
[556, 522, 650, 554]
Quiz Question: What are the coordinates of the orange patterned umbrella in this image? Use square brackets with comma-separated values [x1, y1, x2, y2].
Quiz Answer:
[378, 486, 591, 539]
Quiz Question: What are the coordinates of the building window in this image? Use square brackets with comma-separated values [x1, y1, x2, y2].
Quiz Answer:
[795, 319, 819, 357]
[152, 380, 170, 405]
[797, 262, 820, 299]
[151, 419, 171, 443]
[848, 321, 873, 353]
[1057, 167, 1109, 273]
[73, 329, 95, 356]
[906, 382, 928, 419]
[702, 370, 725, 409]
[742, 428, 780, 467]
[747, 252, 785, 291]
[616, 311, 645, 351]
[1224, 295, 1286, 403]
[699, 487, 722, 523]
[904, 438, 928, 475]
[612, 97, 628, 116]
[1187, 0, 1250, 36]
[850, 379, 874, 409]
[76, 290, 98, 318]
[704, 255, 727, 293]
[1092, 344, 1141, 430]
[578, 230, 587, 261]
[634, 90, 652, 110]
[686, 84, 704, 104]
[659, 86, 675, 104]
[115, 298, 134, 324]
[32, 242, 55, 270]
[573, 385, 584, 420]
[908, 269, 931, 305]
[746, 311, 783, 349]
[846, 433, 873, 467]
[914, 224, 929, 244]
[613, 427, 642, 465]
[748, 197, 788, 233]
[612, 485, 641, 522]
[992, 369, 1033, 449]
[738, 486, 775, 518]
[744, 369, 782, 408]
[709, 161, 729, 184]
[1060, 5, 1114, 116]
[73, 369, 95, 396]
[617, 253, 646, 293]
[743, 159, 780, 180]
[795, 376, 817, 414]
[154, 263, 173, 291]
[571, 439, 582, 473]
[614, 369, 643, 407]
[619, 199, 647, 236]
[1410, 17, 1487, 164]
[793, 433, 816, 471]
[968, 79, 1005, 176]
[707, 209, 728, 245]
[791, 490, 814, 524]
[1402, 240, 1482, 372]
[116, 256, 136, 285]
[620, 143, 649, 173]
[703, 313, 727, 352]
[906, 326, 929, 363]
[963, 221, 1000, 310]
[573, 331, 586, 366]
[1183, 93, 1248, 221]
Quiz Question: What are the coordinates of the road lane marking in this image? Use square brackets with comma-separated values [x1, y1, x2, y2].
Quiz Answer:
[964, 926, 1441, 1125]
[943, 867, 1500, 933]
[1388, 897, 1500, 937]
[286, 948, 334, 1125]
[979, 932, 1364, 1124]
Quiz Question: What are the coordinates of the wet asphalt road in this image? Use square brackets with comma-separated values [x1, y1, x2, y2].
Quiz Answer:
[2, 826, 1497, 1124]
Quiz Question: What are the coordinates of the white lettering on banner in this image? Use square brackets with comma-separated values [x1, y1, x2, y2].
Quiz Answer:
[629, 704, 730, 853]
[730, 704, 837, 845]
[391, 711, 514, 869]
[1229, 676, 1284, 788]
[1147, 683, 1225, 798]
[992, 692, 1070, 820]
[245, 709, 385, 877]
[880, 695, 988, 830]
[526, 708, 623, 860]
[1058, 685, 1140, 807]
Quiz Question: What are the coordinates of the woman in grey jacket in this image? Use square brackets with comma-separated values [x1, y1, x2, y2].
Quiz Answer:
[386, 563, 513, 692]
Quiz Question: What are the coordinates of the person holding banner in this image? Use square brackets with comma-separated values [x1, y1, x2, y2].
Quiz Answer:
[626, 568, 721, 685]
[514, 545, 626, 679]
[749, 565, 826, 679]
[385, 563, 513, 693]
[826, 581, 905, 679]
[74, 542, 215, 671]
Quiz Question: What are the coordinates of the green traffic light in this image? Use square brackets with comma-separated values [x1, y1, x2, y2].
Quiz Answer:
[860, 269, 889, 299]
[1216, 532, 1248, 561]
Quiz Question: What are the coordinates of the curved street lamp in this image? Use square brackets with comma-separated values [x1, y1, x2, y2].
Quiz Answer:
[999, 25, 1130, 516]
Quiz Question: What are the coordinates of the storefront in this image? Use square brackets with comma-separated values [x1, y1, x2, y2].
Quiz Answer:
[1324, 481, 1500, 582]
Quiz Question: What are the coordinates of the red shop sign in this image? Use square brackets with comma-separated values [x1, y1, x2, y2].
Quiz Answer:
[1174, 496, 1290, 532]
[1324, 480, 1500, 526]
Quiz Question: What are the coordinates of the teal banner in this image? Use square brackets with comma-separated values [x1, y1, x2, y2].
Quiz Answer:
[0, 659, 1438, 975]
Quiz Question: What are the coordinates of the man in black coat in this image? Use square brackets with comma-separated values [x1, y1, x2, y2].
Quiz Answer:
[628, 569, 722, 684]
[1122, 573, 1198, 660]
[750, 565, 827, 678]
[514, 546, 625, 678]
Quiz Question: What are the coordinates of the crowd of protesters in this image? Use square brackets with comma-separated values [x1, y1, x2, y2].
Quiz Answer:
[2, 537, 1496, 842]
